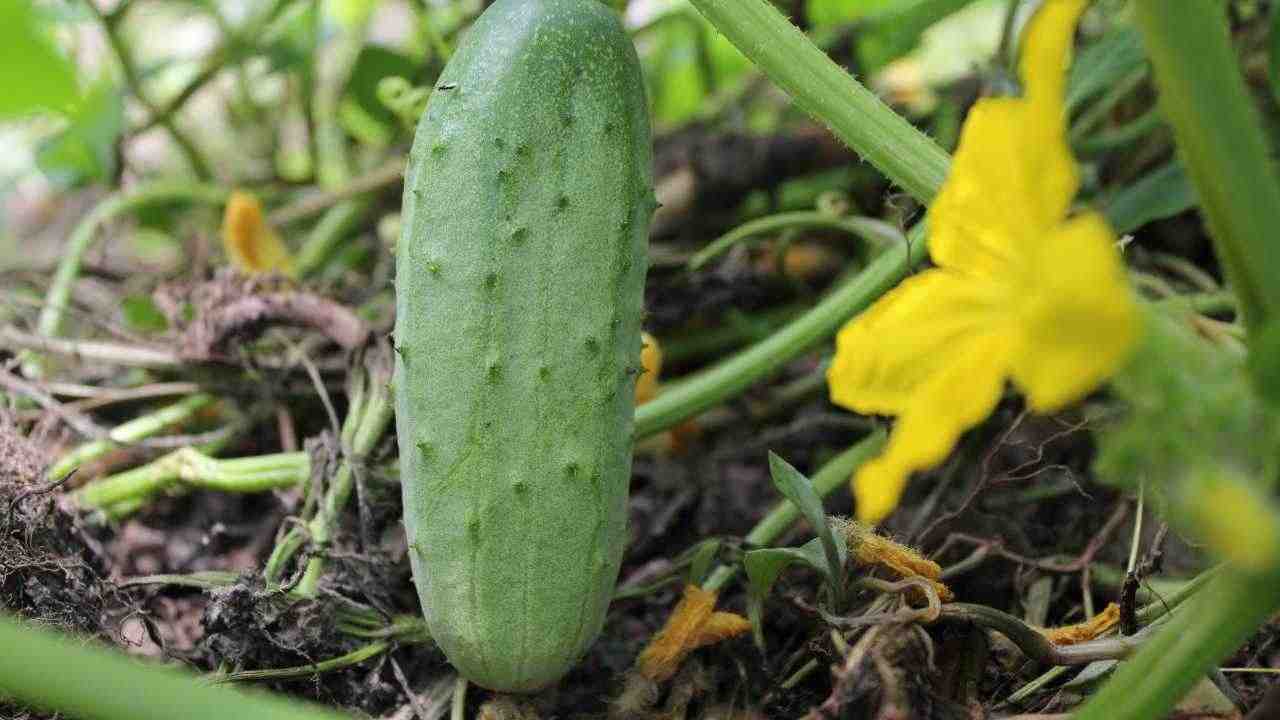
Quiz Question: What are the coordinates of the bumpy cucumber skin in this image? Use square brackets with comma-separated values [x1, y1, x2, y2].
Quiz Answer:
[394, 0, 653, 693]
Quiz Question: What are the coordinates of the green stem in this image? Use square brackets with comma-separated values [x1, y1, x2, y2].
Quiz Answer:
[635, 223, 928, 439]
[688, 211, 904, 271]
[49, 393, 216, 479]
[1133, 0, 1280, 342]
[75, 447, 310, 512]
[216, 641, 390, 683]
[27, 182, 228, 377]
[703, 430, 887, 592]
[295, 354, 396, 597]
[0, 614, 349, 720]
[687, 0, 950, 203]
[1075, 568, 1280, 720]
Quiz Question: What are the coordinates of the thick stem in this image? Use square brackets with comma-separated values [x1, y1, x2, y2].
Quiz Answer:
[1133, 1, 1280, 343]
[75, 447, 310, 512]
[687, 0, 950, 203]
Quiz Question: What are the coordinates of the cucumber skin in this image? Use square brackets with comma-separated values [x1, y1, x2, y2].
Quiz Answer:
[394, 0, 653, 693]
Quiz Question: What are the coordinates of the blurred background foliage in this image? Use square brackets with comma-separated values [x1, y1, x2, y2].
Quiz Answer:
[0, 0, 1046, 261]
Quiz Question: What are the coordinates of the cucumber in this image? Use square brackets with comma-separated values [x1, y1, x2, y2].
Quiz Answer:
[393, 0, 653, 692]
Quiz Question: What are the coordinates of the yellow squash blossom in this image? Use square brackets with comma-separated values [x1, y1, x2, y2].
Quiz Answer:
[828, 0, 1139, 524]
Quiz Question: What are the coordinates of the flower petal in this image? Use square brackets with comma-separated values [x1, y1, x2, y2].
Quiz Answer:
[1020, 0, 1091, 107]
[222, 190, 293, 276]
[929, 0, 1087, 278]
[828, 268, 1013, 417]
[1010, 212, 1139, 412]
[852, 331, 1014, 524]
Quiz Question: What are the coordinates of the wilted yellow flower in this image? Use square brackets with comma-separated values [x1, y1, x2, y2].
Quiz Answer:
[828, 0, 1139, 524]
[636, 584, 751, 682]
[1041, 602, 1121, 645]
[635, 331, 663, 405]
[222, 190, 293, 276]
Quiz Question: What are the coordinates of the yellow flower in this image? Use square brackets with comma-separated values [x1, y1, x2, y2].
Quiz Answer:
[827, 0, 1139, 524]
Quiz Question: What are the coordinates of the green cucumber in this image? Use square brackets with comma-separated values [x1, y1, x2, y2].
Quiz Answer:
[394, 0, 653, 693]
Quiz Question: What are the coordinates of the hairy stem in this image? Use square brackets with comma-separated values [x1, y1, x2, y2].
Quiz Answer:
[687, 0, 950, 203]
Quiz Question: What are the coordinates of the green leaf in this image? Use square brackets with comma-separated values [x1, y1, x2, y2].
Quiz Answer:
[329, 0, 381, 28]
[1103, 161, 1197, 235]
[857, 0, 980, 73]
[766, 452, 844, 594]
[121, 295, 169, 334]
[0, 614, 351, 720]
[1271, 5, 1280, 104]
[1067, 27, 1147, 114]
[0, 0, 79, 120]
[338, 45, 420, 146]
[36, 80, 124, 187]
[806, 0, 895, 28]
[0, 0, 79, 119]
[687, 538, 722, 586]
[265, 2, 319, 73]
[743, 538, 832, 649]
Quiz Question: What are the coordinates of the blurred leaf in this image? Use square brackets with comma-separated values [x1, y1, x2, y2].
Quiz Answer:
[265, 2, 319, 73]
[1272, 5, 1280, 104]
[130, 227, 184, 270]
[858, 0, 980, 72]
[642, 9, 749, 126]
[767, 452, 844, 593]
[1103, 161, 1197, 235]
[1067, 27, 1146, 114]
[807, 0, 896, 28]
[377, 77, 430, 129]
[121, 296, 169, 334]
[687, 538, 721, 585]
[328, 0, 381, 28]
[0, 0, 79, 119]
[1096, 311, 1279, 497]
[902, 0, 1005, 88]
[339, 45, 420, 146]
[36, 81, 124, 187]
